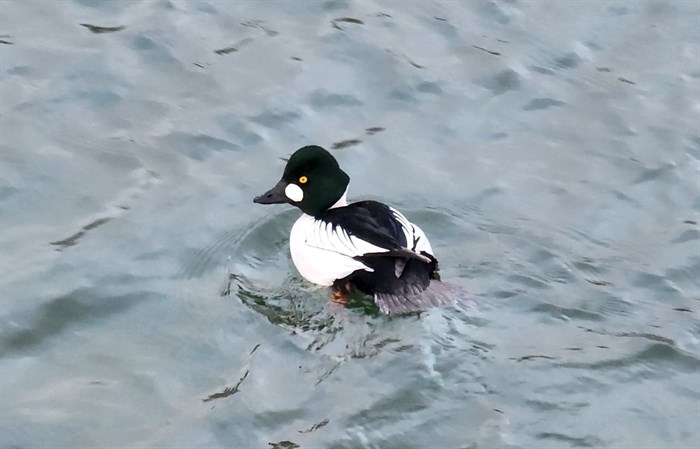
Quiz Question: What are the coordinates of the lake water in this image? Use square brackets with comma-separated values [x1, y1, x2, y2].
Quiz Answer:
[1, 1, 699, 448]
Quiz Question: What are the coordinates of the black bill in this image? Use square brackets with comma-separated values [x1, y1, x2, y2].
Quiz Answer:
[253, 179, 289, 205]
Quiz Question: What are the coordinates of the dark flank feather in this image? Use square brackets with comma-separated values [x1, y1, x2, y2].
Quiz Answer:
[352, 251, 454, 314]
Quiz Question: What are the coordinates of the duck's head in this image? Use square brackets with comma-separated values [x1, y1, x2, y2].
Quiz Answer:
[253, 145, 350, 216]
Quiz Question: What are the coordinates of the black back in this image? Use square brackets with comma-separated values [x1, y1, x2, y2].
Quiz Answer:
[317, 200, 408, 251]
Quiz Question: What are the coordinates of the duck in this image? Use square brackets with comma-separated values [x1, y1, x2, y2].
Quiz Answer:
[253, 145, 453, 314]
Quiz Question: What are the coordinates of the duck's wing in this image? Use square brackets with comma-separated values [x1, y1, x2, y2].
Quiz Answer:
[319, 201, 458, 314]
[316, 200, 429, 263]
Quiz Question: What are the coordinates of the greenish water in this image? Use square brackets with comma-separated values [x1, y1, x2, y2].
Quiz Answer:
[1, 1, 699, 448]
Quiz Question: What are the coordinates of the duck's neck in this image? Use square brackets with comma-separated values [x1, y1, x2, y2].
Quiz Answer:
[329, 189, 348, 209]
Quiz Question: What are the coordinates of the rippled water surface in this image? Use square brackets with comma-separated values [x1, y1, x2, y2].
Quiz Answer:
[1, 1, 699, 448]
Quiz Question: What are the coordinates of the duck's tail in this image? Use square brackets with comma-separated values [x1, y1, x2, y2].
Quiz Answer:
[374, 280, 467, 315]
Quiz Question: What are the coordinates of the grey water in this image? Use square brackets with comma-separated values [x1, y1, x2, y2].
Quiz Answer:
[1, 1, 699, 448]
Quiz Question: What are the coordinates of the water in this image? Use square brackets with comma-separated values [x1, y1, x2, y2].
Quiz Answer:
[1, 1, 698, 448]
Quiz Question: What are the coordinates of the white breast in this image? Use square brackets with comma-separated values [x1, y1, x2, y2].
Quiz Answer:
[288, 209, 434, 286]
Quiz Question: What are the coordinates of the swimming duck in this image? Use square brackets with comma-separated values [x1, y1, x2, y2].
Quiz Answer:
[253, 145, 453, 314]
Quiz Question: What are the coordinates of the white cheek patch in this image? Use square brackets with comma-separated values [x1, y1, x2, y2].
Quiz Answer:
[285, 183, 304, 202]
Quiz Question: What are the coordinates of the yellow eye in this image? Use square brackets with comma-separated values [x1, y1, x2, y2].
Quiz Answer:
[299, 176, 308, 184]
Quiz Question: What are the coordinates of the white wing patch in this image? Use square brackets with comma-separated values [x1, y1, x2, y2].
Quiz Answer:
[305, 219, 388, 259]
[389, 207, 434, 255]
[289, 214, 388, 286]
